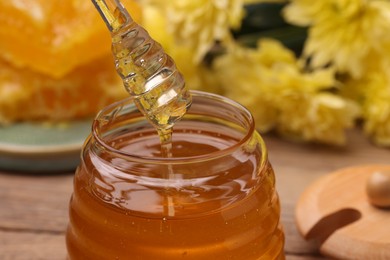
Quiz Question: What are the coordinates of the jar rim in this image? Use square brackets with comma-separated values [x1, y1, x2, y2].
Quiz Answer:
[92, 90, 266, 165]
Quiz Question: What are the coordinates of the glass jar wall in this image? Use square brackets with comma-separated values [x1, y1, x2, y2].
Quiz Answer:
[66, 91, 285, 259]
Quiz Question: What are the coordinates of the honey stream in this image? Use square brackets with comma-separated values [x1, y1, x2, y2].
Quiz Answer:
[92, 0, 190, 216]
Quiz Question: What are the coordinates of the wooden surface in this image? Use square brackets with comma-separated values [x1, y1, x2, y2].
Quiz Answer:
[1, 129, 389, 259]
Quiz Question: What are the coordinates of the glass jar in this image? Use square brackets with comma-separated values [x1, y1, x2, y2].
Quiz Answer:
[66, 91, 285, 259]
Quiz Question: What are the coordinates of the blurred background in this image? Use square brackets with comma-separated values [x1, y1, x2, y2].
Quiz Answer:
[1, 0, 390, 171]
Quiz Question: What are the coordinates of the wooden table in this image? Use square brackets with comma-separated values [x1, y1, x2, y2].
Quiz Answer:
[1, 129, 389, 259]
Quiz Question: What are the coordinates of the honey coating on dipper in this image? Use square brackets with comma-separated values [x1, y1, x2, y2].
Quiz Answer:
[93, 0, 192, 155]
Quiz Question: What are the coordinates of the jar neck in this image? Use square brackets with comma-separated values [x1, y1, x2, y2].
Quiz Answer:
[89, 90, 267, 169]
[82, 91, 269, 218]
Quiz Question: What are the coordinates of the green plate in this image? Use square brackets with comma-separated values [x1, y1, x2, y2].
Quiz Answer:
[0, 120, 92, 173]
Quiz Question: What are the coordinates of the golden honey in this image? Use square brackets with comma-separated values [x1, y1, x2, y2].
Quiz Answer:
[66, 91, 285, 259]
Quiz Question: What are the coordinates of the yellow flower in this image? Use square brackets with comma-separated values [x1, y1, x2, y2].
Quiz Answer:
[213, 39, 295, 131]
[342, 68, 390, 146]
[283, 0, 390, 78]
[140, 4, 221, 93]
[276, 91, 359, 145]
[143, 0, 245, 63]
[244, 0, 286, 3]
[213, 39, 359, 144]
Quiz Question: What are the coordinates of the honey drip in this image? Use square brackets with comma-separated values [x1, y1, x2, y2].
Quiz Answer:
[92, 0, 189, 216]
[92, 0, 191, 145]
[158, 127, 175, 216]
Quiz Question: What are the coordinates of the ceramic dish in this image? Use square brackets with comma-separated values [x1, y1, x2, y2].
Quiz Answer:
[0, 120, 91, 173]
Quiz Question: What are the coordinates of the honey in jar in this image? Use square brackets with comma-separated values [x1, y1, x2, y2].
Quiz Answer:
[66, 91, 285, 259]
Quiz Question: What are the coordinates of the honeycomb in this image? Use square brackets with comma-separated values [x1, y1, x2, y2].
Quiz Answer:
[0, 0, 141, 124]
